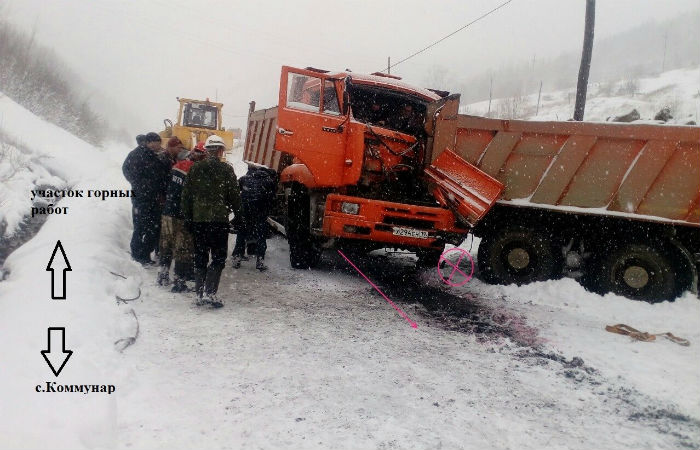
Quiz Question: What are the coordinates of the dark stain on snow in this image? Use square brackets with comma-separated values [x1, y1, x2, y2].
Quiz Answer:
[321, 251, 539, 346]
[321, 251, 700, 447]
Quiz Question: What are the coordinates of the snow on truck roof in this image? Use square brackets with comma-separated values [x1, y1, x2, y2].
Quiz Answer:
[324, 70, 442, 102]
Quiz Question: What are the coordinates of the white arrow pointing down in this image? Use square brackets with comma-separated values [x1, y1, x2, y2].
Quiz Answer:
[41, 327, 73, 377]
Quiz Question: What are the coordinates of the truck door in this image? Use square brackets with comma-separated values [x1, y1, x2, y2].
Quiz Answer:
[277, 66, 348, 186]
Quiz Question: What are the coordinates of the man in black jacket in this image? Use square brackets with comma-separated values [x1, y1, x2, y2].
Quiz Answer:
[122, 132, 170, 264]
[231, 166, 276, 271]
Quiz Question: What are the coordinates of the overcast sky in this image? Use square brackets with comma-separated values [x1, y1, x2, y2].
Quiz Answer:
[3, 0, 699, 134]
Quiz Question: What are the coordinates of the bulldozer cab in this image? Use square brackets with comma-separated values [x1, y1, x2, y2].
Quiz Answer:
[180, 100, 220, 129]
[160, 97, 234, 153]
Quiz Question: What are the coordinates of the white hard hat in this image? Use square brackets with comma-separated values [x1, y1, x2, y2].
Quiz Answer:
[205, 135, 226, 149]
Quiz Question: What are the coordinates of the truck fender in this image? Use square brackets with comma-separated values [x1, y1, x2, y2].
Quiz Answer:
[280, 164, 318, 189]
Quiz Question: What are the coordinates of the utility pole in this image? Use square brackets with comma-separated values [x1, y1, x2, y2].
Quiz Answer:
[661, 31, 668, 72]
[387, 57, 391, 74]
[574, 0, 595, 121]
[536, 81, 543, 116]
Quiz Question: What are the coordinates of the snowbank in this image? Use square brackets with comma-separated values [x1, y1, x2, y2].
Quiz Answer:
[0, 136, 66, 237]
[0, 93, 138, 448]
[462, 66, 700, 124]
[0, 91, 113, 238]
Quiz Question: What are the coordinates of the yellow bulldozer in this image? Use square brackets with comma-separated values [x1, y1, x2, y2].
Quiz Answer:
[159, 97, 236, 152]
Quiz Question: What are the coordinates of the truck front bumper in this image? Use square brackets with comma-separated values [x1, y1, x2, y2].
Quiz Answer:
[322, 194, 467, 248]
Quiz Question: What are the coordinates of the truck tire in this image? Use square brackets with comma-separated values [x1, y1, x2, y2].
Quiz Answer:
[286, 186, 321, 269]
[596, 243, 677, 302]
[477, 227, 561, 285]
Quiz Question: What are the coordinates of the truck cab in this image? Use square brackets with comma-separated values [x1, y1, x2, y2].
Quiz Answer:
[245, 66, 502, 269]
[276, 67, 441, 191]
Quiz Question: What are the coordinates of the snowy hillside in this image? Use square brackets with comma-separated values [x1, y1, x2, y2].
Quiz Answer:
[461, 66, 700, 124]
[0, 92, 137, 447]
[1, 84, 699, 449]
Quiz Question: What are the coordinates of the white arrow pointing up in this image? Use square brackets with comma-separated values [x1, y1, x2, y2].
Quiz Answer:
[46, 240, 71, 299]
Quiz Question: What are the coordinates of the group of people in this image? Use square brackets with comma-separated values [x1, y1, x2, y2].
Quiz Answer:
[122, 132, 276, 308]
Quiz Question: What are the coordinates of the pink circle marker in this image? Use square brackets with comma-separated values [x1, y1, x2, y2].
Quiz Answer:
[437, 248, 474, 287]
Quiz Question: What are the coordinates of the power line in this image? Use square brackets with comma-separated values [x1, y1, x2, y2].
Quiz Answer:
[384, 0, 515, 72]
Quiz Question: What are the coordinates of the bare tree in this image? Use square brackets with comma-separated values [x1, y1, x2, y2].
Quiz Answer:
[0, 132, 28, 183]
[497, 93, 526, 119]
[574, 0, 595, 121]
[0, 20, 107, 145]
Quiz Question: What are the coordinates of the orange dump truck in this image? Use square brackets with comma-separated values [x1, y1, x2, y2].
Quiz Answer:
[244, 66, 699, 302]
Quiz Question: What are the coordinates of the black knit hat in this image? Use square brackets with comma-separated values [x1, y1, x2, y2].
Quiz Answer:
[145, 132, 161, 143]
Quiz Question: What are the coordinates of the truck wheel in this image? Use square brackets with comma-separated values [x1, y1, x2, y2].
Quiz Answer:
[596, 243, 676, 302]
[286, 187, 321, 269]
[477, 227, 561, 285]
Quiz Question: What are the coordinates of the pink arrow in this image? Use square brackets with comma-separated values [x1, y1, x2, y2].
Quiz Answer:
[338, 250, 417, 329]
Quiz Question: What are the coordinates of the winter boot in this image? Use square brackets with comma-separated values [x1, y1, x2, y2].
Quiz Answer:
[203, 293, 224, 308]
[184, 264, 195, 282]
[256, 256, 268, 271]
[203, 267, 224, 307]
[231, 255, 242, 269]
[171, 277, 187, 293]
[204, 267, 223, 295]
[194, 268, 206, 301]
[157, 267, 170, 286]
[175, 260, 195, 282]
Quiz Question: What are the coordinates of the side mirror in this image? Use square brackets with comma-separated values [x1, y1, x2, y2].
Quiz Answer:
[342, 76, 353, 116]
[342, 92, 350, 115]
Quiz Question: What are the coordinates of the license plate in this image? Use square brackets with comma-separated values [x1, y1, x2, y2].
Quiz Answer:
[392, 227, 429, 239]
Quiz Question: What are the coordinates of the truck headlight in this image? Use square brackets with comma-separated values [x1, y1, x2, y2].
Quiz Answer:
[341, 202, 360, 215]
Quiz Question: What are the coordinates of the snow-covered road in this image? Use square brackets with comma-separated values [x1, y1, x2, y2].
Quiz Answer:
[114, 236, 700, 449]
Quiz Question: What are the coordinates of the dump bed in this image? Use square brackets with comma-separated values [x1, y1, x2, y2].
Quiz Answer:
[430, 103, 700, 227]
[243, 105, 284, 170]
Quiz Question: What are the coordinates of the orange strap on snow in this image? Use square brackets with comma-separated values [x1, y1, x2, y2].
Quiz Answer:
[605, 324, 690, 346]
